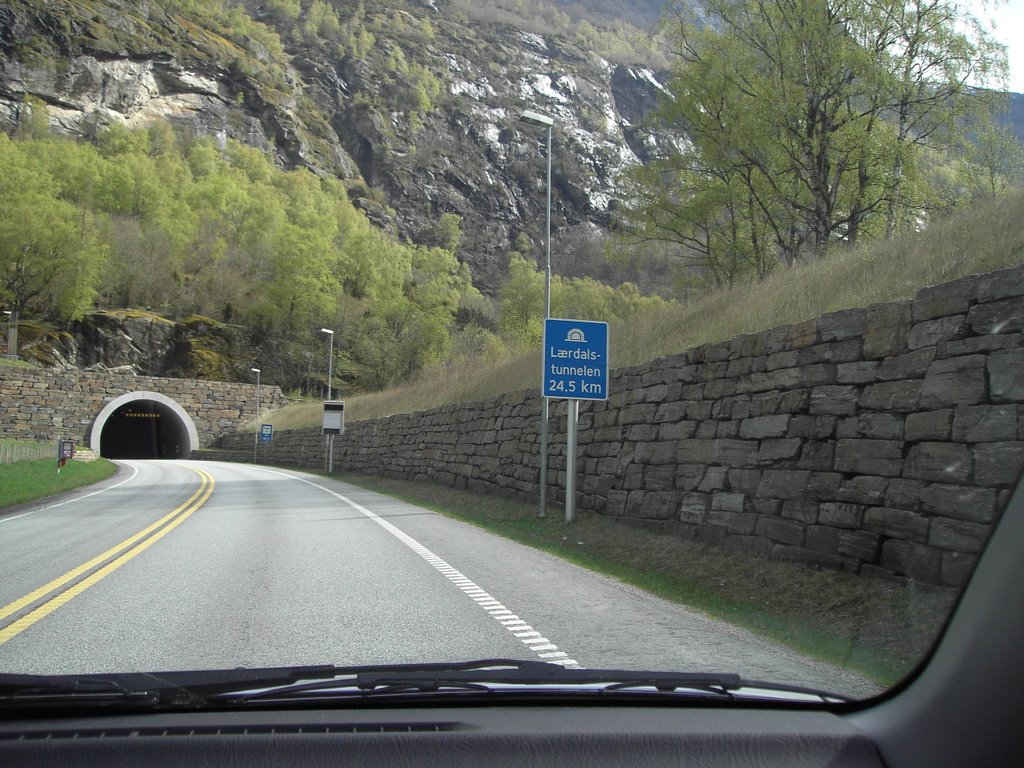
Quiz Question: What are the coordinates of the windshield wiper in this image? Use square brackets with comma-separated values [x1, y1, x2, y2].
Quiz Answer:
[0, 674, 162, 710]
[0, 661, 846, 711]
[205, 659, 848, 705]
[205, 658, 749, 705]
[359, 659, 741, 693]
[0, 665, 343, 713]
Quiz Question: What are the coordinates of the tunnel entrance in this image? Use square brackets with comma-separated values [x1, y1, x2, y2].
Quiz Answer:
[91, 391, 199, 459]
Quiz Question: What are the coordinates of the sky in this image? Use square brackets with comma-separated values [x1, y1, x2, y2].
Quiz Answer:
[972, 0, 1024, 93]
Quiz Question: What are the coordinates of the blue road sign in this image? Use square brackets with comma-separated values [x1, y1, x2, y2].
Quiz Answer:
[259, 424, 273, 443]
[543, 318, 609, 400]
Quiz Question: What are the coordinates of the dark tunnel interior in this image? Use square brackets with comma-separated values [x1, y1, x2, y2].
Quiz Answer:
[99, 399, 190, 459]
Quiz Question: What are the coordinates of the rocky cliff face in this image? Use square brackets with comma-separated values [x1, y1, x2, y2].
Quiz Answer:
[18, 310, 248, 381]
[0, 2, 358, 172]
[0, 0, 673, 292]
[322, 28, 670, 291]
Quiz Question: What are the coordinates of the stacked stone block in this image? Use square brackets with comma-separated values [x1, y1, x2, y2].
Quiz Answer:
[212, 266, 1024, 586]
[0, 370, 285, 448]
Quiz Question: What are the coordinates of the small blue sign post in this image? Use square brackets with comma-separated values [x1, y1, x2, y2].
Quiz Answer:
[259, 424, 273, 443]
[543, 318, 609, 523]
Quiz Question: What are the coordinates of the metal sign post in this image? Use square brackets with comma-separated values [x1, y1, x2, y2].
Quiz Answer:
[543, 319, 609, 523]
[565, 399, 579, 522]
[322, 401, 345, 474]
[57, 439, 74, 474]
[251, 367, 261, 465]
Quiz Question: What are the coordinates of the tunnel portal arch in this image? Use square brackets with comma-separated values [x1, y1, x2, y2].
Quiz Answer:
[91, 391, 200, 459]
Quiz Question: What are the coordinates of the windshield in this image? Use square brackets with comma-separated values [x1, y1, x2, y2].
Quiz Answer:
[1, 0, 1022, 710]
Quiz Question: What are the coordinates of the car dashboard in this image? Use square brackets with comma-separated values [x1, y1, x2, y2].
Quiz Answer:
[0, 705, 885, 767]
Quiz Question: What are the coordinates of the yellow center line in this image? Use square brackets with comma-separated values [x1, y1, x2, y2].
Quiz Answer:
[0, 467, 215, 645]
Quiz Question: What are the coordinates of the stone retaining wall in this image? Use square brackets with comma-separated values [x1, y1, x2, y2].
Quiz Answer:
[214, 266, 1024, 586]
[0, 369, 287, 448]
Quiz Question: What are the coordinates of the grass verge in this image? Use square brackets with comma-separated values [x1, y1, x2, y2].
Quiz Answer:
[0, 458, 118, 510]
[336, 471, 957, 687]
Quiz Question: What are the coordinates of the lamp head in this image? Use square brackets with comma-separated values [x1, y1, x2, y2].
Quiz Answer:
[519, 109, 554, 127]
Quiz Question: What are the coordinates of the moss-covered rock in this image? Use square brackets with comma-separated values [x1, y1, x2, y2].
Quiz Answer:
[15, 309, 249, 380]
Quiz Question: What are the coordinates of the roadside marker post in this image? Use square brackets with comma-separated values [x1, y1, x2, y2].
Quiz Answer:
[543, 319, 609, 523]
[57, 440, 75, 474]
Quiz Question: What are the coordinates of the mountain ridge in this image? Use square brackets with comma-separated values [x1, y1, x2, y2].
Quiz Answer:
[0, 0, 677, 293]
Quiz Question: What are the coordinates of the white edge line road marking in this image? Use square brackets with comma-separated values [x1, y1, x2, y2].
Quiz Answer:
[250, 465, 581, 669]
[0, 462, 141, 525]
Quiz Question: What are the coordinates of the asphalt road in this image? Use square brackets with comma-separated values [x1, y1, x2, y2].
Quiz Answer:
[0, 460, 878, 697]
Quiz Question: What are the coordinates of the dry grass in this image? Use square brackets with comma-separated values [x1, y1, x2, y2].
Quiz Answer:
[0, 439, 54, 465]
[251, 192, 1024, 430]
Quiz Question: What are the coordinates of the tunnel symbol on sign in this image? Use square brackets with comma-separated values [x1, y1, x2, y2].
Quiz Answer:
[565, 328, 587, 343]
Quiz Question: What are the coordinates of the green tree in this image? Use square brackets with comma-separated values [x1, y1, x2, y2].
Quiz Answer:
[616, 155, 779, 285]
[497, 253, 545, 347]
[302, 0, 342, 43]
[0, 121, 488, 392]
[265, 0, 301, 23]
[962, 114, 1024, 199]
[0, 136, 107, 322]
[434, 213, 463, 251]
[13, 95, 51, 140]
[618, 0, 1007, 277]
[862, 0, 1006, 235]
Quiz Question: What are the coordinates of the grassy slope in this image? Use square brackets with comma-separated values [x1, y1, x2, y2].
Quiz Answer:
[256, 191, 1024, 428]
[0, 458, 118, 509]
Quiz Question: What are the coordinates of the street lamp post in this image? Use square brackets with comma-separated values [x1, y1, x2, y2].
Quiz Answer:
[320, 328, 335, 400]
[3, 310, 14, 360]
[519, 109, 554, 519]
[251, 367, 261, 464]
[320, 328, 335, 472]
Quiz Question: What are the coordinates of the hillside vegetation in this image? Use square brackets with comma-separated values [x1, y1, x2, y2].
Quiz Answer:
[3, 0, 1022, 405]
[0, 124, 660, 391]
[258, 190, 1024, 429]
[0, 124, 473, 390]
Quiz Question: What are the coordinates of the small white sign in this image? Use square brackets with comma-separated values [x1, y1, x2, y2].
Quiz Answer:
[322, 401, 345, 435]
